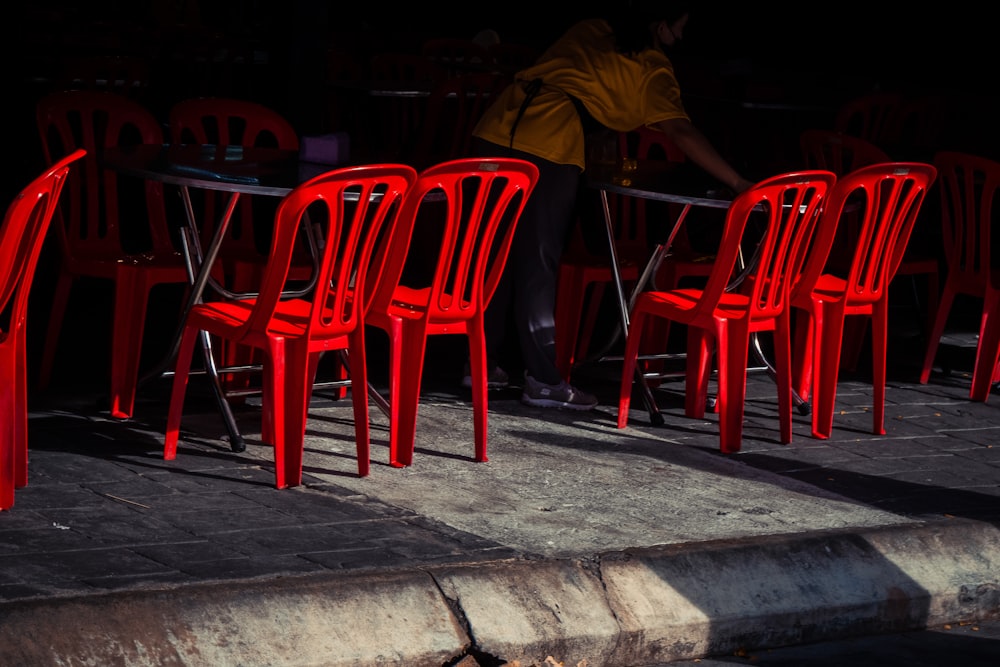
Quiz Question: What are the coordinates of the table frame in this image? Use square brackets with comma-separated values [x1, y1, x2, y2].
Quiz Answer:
[587, 161, 807, 425]
[102, 144, 389, 451]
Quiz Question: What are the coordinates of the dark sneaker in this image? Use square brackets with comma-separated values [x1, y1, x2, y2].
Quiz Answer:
[521, 374, 598, 411]
[461, 363, 510, 389]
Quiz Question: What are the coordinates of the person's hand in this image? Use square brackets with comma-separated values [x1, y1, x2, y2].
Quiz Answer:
[731, 176, 756, 194]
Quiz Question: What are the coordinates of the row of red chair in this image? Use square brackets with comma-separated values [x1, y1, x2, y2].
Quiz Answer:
[617, 161, 939, 452]
[35, 86, 514, 423]
[799, 134, 1000, 402]
[34, 91, 331, 420]
[18, 85, 542, 498]
[165, 157, 539, 488]
[557, 127, 941, 385]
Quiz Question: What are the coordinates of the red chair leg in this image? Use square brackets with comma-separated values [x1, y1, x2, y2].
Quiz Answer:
[277, 341, 316, 490]
[716, 322, 751, 454]
[467, 325, 490, 463]
[871, 300, 889, 435]
[811, 301, 845, 440]
[110, 268, 153, 419]
[773, 314, 794, 444]
[387, 318, 428, 468]
[791, 308, 814, 403]
[266, 339, 289, 489]
[616, 305, 648, 429]
[13, 327, 29, 489]
[347, 330, 372, 477]
[685, 325, 714, 420]
[971, 289, 1000, 402]
[1, 346, 15, 510]
[920, 286, 957, 384]
[164, 325, 200, 460]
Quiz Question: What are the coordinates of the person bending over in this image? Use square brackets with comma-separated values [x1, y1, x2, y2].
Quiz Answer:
[469, 1, 754, 410]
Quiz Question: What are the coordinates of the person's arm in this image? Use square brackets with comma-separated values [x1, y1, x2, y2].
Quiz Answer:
[655, 117, 755, 193]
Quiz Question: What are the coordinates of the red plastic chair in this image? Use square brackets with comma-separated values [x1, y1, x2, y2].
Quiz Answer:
[799, 129, 940, 368]
[616, 171, 836, 453]
[167, 97, 304, 294]
[833, 92, 904, 147]
[1, 149, 85, 511]
[970, 277, 1000, 402]
[168, 97, 312, 392]
[554, 126, 690, 381]
[801, 129, 890, 178]
[920, 151, 1000, 385]
[366, 157, 539, 468]
[35, 90, 190, 419]
[790, 162, 938, 439]
[164, 163, 417, 487]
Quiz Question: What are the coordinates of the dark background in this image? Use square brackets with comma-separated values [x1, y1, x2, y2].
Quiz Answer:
[3, 0, 996, 396]
[8, 0, 996, 210]
[9, 1, 994, 187]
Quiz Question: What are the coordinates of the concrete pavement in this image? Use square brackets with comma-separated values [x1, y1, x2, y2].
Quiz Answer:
[1, 333, 999, 665]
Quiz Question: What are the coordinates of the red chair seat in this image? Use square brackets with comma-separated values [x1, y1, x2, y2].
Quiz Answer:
[366, 157, 539, 468]
[617, 171, 837, 453]
[164, 164, 417, 487]
[791, 162, 937, 438]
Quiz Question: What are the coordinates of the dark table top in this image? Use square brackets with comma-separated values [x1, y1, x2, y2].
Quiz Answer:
[586, 159, 737, 209]
[101, 144, 336, 197]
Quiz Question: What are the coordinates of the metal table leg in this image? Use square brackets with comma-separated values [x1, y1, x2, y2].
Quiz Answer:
[600, 191, 692, 426]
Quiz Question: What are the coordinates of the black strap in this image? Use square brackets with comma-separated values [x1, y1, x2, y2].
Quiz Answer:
[508, 78, 609, 150]
[509, 78, 543, 149]
[566, 93, 607, 137]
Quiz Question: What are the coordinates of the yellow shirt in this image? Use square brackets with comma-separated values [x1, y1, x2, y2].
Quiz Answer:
[472, 19, 690, 170]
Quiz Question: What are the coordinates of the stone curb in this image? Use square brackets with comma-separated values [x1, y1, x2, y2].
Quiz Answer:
[1, 519, 997, 666]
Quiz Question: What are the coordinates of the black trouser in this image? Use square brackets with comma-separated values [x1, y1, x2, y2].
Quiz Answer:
[471, 137, 581, 385]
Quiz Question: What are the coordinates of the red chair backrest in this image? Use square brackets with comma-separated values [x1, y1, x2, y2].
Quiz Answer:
[933, 151, 1000, 289]
[35, 90, 171, 259]
[168, 97, 300, 150]
[800, 129, 893, 268]
[701, 171, 836, 321]
[240, 164, 417, 342]
[794, 162, 938, 306]
[1, 150, 86, 337]
[800, 129, 891, 175]
[631, 125, 689, 250]
[368, 157, 539, 322]
[833, 92, 904, 146]
[168, 97, 300, 258]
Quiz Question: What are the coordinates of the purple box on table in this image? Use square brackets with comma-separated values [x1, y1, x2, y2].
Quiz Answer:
[299, 132, 350, 165]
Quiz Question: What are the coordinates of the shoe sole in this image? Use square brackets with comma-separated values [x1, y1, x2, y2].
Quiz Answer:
[520, 396, 597, 411]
